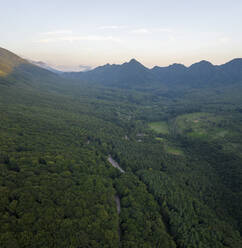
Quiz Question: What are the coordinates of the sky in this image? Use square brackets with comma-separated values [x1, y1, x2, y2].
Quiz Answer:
[1, 0, 242, 71]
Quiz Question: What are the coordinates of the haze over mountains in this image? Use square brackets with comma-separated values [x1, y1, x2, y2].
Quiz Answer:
[1, 46, 242, 90]
[28, 60, 63, 74]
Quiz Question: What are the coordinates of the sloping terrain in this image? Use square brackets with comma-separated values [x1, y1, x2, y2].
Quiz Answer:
[0, 47, 26, 76]
[1, 47, 242, 247]
[0, 48, 175, 248]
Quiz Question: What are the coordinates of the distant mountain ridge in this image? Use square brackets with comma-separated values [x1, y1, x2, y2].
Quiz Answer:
[28, 60, 63, 74]
[1, 46, 242, 90]
[64, 58, 158, 87]
[0, 47, 64, 88]
[64, 57, 242, 88]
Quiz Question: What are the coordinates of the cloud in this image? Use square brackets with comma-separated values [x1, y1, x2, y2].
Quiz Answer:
[98, 25, 124, 30]
[155, 28, 172, 33]
[168, 35, 176, 42]
[219, 36, 230, 44]
[49, 64, 93, 72]
[131, 28, 150, 34]
[37, 35, 122, 43]
[38, 38, 57, 43]
[41, 30, 73, 35]
[79, 65, 93, 71]
[60, 35, 122, 42]
[130, 27, 172, 35]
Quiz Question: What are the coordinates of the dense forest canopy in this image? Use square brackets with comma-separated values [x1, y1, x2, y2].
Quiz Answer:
[0, 47, 242, 247]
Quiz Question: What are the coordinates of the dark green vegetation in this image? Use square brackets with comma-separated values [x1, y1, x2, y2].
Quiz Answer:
[1, 47, 242, 247]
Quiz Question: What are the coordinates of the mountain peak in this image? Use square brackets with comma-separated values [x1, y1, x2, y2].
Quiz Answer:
[188, 60, 215, 74]
[190, 60, 213, 68]
[129, 58, 139, 64]
[168, 63, 187, 70]
[124, 58, 148, 70]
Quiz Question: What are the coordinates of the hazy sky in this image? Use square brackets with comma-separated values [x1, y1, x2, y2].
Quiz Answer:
[1, 0, 242, 71]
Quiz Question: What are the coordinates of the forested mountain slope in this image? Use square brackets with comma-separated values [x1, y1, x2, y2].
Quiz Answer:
[64, 58, 159, 87]
[64, 57, 242, 90]
[0, 47, 175, 248]
[1, 47, 242, 247]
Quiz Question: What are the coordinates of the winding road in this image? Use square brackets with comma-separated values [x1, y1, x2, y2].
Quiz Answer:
[108, 155, 125, 173]
[107, 155, 125, 240]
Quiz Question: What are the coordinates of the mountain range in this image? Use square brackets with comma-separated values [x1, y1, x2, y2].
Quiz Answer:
[1, 46, 242, 248]
[64, 57, 242, 89]
[1, 46, 242, 90]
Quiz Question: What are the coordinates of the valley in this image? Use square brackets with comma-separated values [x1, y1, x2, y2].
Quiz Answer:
[0, 47, 242, 247]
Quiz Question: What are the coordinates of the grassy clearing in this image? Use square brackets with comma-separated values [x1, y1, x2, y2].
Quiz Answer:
[174, 112, 229, 140]
[148, 121, 169, 134]
[165, 145, 183, 156]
